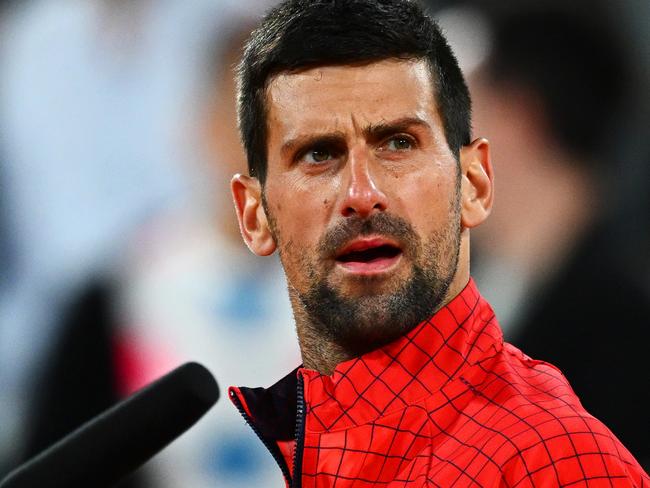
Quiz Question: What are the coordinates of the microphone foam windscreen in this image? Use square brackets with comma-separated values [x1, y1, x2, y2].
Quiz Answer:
[0, 362, 219, 488]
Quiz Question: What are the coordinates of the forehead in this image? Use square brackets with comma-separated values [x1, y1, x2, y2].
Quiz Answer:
[265, 59, 439, 140]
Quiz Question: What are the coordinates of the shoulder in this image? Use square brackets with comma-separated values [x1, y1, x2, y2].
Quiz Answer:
[460, 343, 649, 486]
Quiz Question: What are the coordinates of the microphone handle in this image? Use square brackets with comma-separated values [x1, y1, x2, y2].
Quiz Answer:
[0, 362, 219, 488]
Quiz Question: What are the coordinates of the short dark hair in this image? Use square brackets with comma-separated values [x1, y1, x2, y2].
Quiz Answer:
[237, 0, 471, 184]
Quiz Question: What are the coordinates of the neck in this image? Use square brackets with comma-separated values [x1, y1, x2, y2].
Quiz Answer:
[296, 316, 351, 375]
[288, 287, 369, 375]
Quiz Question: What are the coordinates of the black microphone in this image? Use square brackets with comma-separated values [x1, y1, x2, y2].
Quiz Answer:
[0, 362, 219, 488]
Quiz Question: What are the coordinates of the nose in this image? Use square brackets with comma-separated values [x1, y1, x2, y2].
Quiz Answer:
[339, 148, 388, 218]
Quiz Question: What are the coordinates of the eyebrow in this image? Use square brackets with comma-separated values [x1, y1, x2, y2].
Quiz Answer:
[281, 132, 347, 158]
[363, 117, 432, 141]
[280, 116, 432, 158]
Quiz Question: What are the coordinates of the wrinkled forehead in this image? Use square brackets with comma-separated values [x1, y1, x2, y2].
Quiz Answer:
[266, 59, 435, 110]
[265, 59, 441, 140]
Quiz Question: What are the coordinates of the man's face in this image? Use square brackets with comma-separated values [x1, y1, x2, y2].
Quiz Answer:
[257, 59, 464, 349]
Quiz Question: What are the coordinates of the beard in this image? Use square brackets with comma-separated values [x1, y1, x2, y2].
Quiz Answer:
[263, 184, 462, 356]
[297, 211, 461, 353]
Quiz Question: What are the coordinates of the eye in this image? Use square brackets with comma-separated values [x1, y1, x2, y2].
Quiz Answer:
[298, 141, 345, 166]
[384, 136, 414, 151]
[304, 148, 333, 164]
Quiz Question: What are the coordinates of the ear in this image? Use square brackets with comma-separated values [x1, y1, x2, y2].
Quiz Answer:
[231, 174, 277, 256]
[459, 138, 494, 229]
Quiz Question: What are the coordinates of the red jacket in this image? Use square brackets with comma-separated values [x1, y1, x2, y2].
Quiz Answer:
[230, 279, 649, 487]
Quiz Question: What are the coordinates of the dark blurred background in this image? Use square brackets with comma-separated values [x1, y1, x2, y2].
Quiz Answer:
[435, 0, 650, 469]
[0, 0, 648, 486]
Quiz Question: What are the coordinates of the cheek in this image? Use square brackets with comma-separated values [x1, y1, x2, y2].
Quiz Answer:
[267, 175, 338, 240]
[389, 169, 456, 234]
[265, 181, 336, 277]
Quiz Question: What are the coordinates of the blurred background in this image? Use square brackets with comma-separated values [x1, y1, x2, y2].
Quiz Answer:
[0, 0, 647, 486]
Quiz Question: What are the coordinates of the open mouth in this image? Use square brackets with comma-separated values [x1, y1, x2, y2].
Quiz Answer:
[337, 244, 401, 263]
[335, 238, 403, 274]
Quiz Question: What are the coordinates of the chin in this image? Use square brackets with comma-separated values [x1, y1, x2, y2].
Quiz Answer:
[330, 266, 414, 297]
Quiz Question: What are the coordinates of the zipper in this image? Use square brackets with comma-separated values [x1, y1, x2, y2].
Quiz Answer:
[229, 389, 293, 486]
[292, 373, 307, 488]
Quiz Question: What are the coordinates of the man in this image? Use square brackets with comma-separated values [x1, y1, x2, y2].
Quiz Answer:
[227, 1, 649, 486]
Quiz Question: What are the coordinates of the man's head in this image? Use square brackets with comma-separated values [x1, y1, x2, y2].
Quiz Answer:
[231, 0, 493, 372]
[237, 0, 472, 185]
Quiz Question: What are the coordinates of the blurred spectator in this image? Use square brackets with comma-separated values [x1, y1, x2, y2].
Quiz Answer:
[0, 0, 272, 484]
[18, 279, 147, 488]
[468, 6, 650, 468]
[112, 12, 300, 488]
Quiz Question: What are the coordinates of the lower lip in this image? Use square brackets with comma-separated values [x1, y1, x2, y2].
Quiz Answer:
[335, 253, 402, 276]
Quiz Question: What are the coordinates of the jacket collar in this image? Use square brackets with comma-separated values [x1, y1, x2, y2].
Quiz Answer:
[232, 278, 502, 439]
